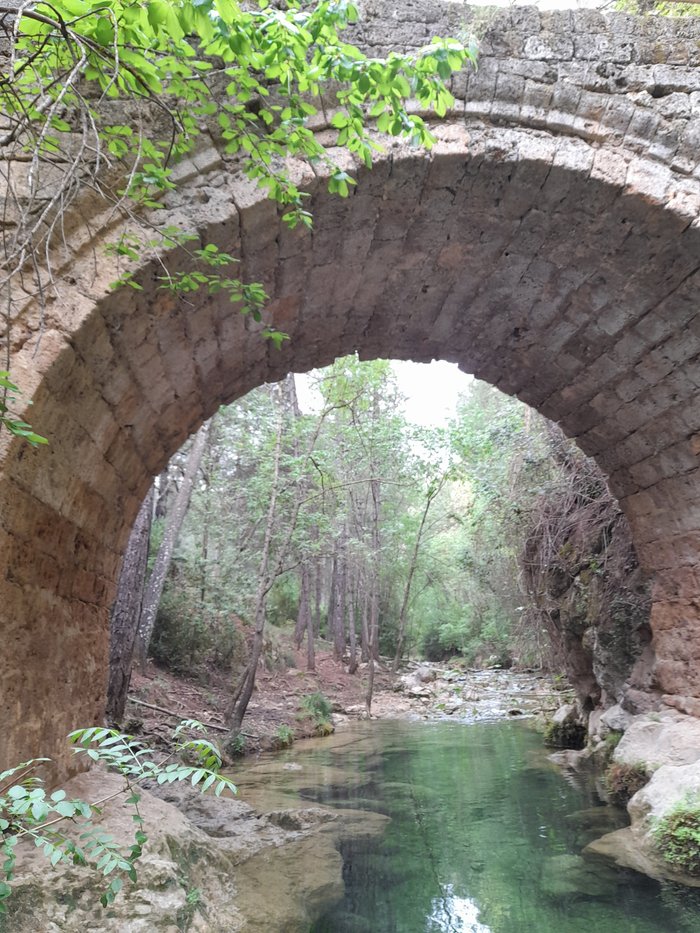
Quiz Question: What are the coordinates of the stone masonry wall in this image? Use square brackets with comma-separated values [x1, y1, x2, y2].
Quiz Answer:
[1, 3, 700, 776]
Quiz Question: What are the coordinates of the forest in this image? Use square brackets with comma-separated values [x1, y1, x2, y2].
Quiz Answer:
[110, 355, 649, 753]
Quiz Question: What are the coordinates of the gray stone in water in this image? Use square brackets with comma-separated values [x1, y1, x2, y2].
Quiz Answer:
[267, 808, 338, 831]
[565, 807, 626, 833]
[547, 748, 590, 771]
[586, 825, 700, 889]
[540, 854, 619, 898]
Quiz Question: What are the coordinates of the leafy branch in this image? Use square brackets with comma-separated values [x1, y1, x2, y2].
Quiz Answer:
[1, 0, 476, 444]
[0, 720, 235, 913]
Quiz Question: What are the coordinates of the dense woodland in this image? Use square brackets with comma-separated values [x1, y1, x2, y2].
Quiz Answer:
[108, 356, 650, 746]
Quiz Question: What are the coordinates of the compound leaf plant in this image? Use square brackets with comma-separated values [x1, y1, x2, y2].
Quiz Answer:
[0, 720, 236, 914]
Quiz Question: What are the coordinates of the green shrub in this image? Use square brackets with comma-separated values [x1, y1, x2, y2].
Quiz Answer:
[654, 805, 700, 876]
[151, 590, 243, 676]
[274, 725, 294, 749]
[299, 692, 332, 722]
[604, 762, 649, 806]
[297, 692, 333, 735]
[151, 593, 206, 674]
[225, 734, 246, 758]
[604, 729, 623, 751]
[420, 625, 455, 662]
[543, 718, 586, 750]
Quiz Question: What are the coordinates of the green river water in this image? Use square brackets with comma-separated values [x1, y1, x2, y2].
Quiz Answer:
[241, 719, 700, 933]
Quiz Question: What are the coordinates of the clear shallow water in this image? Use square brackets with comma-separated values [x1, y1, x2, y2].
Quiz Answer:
[247, 719, 700, 933]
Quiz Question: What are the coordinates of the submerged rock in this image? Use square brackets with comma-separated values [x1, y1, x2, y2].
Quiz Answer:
[540, 853, 619, 898]
[586, 825, 700, 890]
[266, 808, 337, 831]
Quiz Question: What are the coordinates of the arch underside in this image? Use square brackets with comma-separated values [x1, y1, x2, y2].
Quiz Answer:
[2, 119, 700, 774]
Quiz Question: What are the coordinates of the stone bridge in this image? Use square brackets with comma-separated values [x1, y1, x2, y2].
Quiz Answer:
[2, 0, 700, 776]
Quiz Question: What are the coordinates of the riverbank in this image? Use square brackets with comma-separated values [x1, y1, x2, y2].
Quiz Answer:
[9, 663, 700, 931]
[126, 646, 569, 757]
[2, 765, 389, 932]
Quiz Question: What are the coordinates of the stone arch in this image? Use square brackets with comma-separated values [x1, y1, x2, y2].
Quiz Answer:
[3, 4, 700, 776]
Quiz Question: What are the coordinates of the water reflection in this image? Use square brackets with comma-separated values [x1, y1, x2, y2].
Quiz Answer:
[427, 885, 492, 932]
[235, 720, 700, 932]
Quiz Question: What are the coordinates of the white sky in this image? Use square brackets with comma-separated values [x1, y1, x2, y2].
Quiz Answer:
[393, 360, 473, 427]
[296, 360, 473, 428]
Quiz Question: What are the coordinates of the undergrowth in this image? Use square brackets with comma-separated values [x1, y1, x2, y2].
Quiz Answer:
[654, 805, 700, 876]
[604, 762, 649, 806]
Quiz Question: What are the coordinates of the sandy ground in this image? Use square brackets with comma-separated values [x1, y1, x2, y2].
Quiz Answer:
[126, 640, 401, 756]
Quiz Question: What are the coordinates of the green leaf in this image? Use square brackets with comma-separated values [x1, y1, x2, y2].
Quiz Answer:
[94, 16, 114, 46]
[54, 800, 78, 818]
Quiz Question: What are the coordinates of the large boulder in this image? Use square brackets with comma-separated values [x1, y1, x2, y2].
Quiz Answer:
[614, 711, 700, 771]
[628, 760, 700, 829]
[587, 715, 700, 888]
[587, 761, 700, 889]
[3, 768, 386, 932]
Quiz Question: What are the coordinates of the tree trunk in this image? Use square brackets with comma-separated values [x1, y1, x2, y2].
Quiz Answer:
[227, 601, 266, 739]
[347, 564, 358, 675]
[200, 493, 210, 612]
[306, 579, 316, 673]
[106, 486, 154, 723]
[314, 558, 322, 636]
[392, 478, 444, 672]
[294, 563, 310, 650]
[327, 549, 338, 644]
[366, 475, 381, 715]
[226, 375, 332, 745]
[360, 587, 370, 663]
[135, 421, 210, 669]
[226, 387, 286, 740]
[332, 529, 347, 661]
